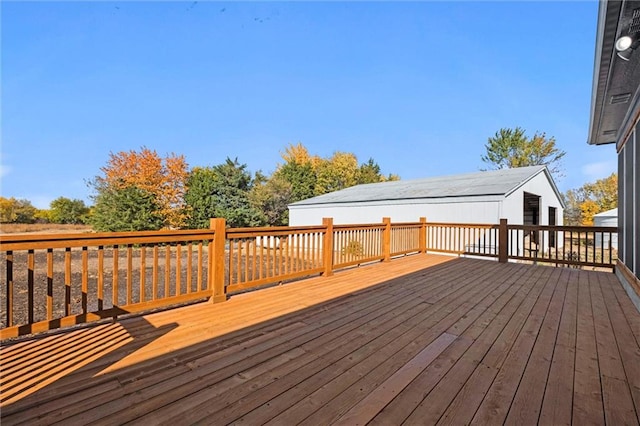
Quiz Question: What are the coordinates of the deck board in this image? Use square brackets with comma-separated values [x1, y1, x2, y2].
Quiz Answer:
[1, 254, 639, 425]
[573, 268, 607, 425]
[589, 271, 639, 424]
[438, 266, 555, 426]
[258, 260, 508, 426]
[538, 268, 578, 426]
[596, 271, 640, 417]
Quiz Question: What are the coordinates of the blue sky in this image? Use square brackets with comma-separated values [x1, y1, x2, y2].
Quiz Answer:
[2, 1, 615, 209]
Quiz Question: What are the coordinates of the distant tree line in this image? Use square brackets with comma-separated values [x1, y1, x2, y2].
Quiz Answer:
[2, 129, 617, 230]
[0, 144, 398, 231]
[0, 196, 90, 225]
[87, 144, 399, 231]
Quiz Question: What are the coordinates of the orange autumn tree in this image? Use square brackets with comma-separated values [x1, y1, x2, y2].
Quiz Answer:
[564, 173, 617, 225]
[96, 147, 189, 228]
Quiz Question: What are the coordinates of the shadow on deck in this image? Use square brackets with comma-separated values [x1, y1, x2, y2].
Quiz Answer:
[1, 254, 639, 425]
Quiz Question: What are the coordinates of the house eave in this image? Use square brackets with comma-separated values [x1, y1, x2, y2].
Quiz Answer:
[588, 0, 640, 149]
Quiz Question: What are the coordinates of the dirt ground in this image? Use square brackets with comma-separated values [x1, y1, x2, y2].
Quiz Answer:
[0, 247, 212, 329]
[0, 244, 312, 330]
[0, 224, 93, 235]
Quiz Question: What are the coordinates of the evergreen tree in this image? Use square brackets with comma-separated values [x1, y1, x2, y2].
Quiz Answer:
[91, 186, 163, 232]
[184, 158, 263, 228]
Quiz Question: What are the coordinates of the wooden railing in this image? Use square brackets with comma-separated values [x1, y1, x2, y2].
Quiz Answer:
[507, 224, 617, 268]
[0, 217, 617, 339]
[426, 222, 499, 257]
[332, 223, 386, 269]
[226, 225, 325, 294]
[390, 220, 424, 257]
[0, 229, 218, 338]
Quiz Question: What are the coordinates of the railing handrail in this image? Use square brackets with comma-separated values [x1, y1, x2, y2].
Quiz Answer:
[0, 229, 217, 251]
[0, 217, 619, 339]
[427, 222, 498, 228]
[226, 224, 326, 234]
[390, 221, 423, 226]
[507, 224, 617, 232]
[333, 223, 386, 230]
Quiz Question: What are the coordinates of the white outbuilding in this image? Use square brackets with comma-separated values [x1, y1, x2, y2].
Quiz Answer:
[289, 166, 565, 252]
[593, 208, 618, 250]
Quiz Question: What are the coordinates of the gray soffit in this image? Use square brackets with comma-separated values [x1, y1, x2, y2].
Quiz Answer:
[589, 0, 640, 147]
[290, 166, 549, 206]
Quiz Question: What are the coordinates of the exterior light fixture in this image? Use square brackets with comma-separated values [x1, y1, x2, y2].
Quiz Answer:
[616, 35, 633, 51]
[615, 35, 640, 61]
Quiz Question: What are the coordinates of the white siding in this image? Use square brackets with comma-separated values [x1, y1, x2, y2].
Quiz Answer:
[594, 215, 618, 250]
[289, 169, 565, 258]
[501, 172, 564, 226]
[500, 172, 565, 254]
[289, 199, 503, 226]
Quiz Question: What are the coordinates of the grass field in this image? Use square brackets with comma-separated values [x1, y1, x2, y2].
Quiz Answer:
[0, 224, 93, 234]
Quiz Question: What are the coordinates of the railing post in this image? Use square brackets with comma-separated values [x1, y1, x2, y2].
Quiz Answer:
[498, 218, 508, 263]
[383, 217, 391, 262]
[210, 218, 227, 303]
[322, 218, 334, 276]
[419, 217, 427, 254]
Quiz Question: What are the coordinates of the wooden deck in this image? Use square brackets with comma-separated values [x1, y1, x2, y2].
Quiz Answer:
[1, 254, 639, 425]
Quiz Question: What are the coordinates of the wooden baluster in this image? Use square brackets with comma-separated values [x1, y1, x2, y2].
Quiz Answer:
[197, 243, 203, 291]
[65, 247, 72, 316]
[82, 247, 88, 314]
[176, 244, 181, 296]
[6, 250, 13, 327]
[127, 245, 133, 305]
[165, 245, 171, 298]
[28, 249, 34, 324]
[186, 243, 192, 294]
[113, 246, 119, 312]
[47, 248, 54, 320]
[141, 246, 147, 302]
[98, 247, 104, 311]
[152, 245, 158, 300]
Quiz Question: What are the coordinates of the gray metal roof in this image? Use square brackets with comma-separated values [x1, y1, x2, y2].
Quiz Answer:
[291, 166, 560, 206]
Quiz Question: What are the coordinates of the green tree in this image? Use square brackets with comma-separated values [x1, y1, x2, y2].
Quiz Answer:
[245, 143, 403, 225]
[34, 209, 52, 223]
[184, 158, 263, 229]
[314, 151, 359, 195]
[90, 186, 164, 232]
[481, 127, 566, 178]
[250, 173, 292, 226]
[0, 197, 37, 223]
[355, 158, 401, 184]
[274, 143, 398, 203]
[49, 197, 90, 224]
[356, 158, 383, 184]
[276, 161, 317, 203]
[184, 167, 219, 229]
